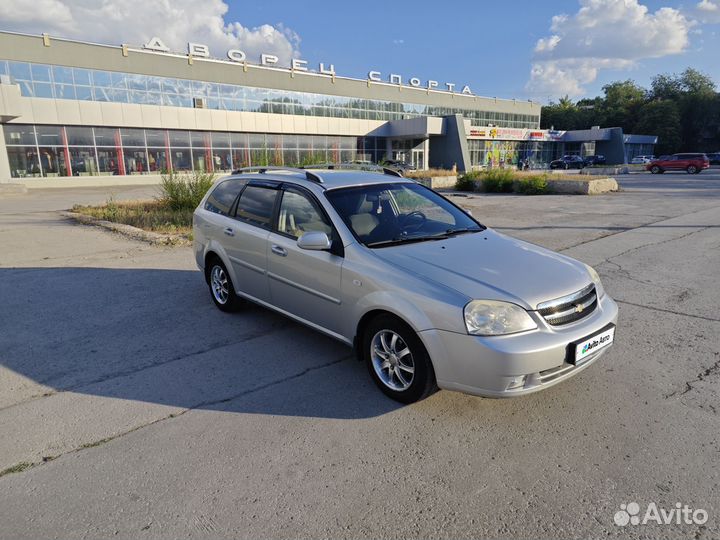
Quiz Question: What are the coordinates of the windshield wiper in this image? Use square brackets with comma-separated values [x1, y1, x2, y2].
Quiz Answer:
[366, 235, 447, 248]
[442, 227, 484, 237]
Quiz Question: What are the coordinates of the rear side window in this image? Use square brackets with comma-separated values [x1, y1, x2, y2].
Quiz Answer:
[235, 185, 278, 227]
[205, 180, 244, 215]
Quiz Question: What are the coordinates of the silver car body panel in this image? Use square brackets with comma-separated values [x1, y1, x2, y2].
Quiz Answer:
[193, 170, 619, 397]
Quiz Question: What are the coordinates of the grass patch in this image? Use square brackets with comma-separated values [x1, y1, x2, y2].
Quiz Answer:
[404, 168, 456, 179]
[72, 170, 216, 238]
[455, 169, 591, 194]
[515, 176, 549, 195]
[0, 461, 33, 477]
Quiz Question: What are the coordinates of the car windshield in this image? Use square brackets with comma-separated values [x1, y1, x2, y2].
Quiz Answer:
[325, 182, 484, 248]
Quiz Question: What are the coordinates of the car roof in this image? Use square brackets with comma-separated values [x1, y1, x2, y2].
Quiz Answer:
[228, 168, 415, 190]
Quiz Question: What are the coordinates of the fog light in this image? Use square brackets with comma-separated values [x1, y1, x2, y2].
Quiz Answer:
[506, 375, 527, 391]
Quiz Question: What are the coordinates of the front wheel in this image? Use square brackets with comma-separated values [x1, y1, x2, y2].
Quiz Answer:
[687, 165, 698, 174]
[206, 258, 242, 312]
[650, 165, 661, 174]
[364, 315, 437, 403]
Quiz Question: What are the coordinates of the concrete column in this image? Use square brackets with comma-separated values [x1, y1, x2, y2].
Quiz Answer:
[0, 125, 11, 183]
[423, 138, 430, 170]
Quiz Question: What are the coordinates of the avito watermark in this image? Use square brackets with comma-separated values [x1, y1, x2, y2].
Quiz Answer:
[614, 501, 708, 527]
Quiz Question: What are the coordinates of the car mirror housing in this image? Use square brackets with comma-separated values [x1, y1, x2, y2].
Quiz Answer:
[297, 231, 332, 251]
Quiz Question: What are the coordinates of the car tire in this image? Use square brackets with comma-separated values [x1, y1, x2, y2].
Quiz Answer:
[650, 165, 661, 174]
[687, 165, 698, 174]
[363, 314, 437, 404]
[206, 257, 242, 312]
[564, 163, 569, 170]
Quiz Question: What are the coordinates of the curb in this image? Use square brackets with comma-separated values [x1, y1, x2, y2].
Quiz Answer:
[61, 211, 190, 246]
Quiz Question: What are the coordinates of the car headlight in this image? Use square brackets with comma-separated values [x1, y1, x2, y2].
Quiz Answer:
[463, 300, 537, 336]
[585, 264, 605, 299]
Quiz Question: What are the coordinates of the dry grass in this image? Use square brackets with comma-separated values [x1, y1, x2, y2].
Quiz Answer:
[404, 168, 456, 178]
[72, 199, 193, 236]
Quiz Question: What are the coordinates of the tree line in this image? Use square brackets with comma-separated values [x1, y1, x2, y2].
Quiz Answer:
[540, 68, 720, 155]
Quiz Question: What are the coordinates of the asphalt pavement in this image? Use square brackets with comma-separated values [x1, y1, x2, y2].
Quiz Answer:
[0, 169, 718, 539]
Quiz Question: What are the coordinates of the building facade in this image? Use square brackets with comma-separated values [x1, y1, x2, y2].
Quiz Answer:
[0, 31, 654, 186]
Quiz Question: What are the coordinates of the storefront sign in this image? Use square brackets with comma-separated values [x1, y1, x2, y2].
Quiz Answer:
[142, 37, 473, 95]
[467, 128, 567, 142]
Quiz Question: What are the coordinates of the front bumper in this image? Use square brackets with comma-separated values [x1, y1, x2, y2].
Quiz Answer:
[419, 294, 619, 398]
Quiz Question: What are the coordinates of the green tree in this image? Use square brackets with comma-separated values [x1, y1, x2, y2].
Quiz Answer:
[598, 80, 646, 133]
[634, 101, 681, 156]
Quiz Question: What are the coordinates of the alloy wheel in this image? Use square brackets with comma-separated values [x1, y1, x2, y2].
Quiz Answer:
[210, 265, 229, 305]
[370, 330, 415, 391]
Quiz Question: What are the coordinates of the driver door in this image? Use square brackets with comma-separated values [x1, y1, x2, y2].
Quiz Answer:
[266, 186, 344, 335]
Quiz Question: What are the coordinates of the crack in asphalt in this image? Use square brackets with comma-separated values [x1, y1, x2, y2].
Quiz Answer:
[665, 355, 720, 400]
[0, 353, 354, 480]
[615, 299, 720, 323]
[0, 321, 290, 414]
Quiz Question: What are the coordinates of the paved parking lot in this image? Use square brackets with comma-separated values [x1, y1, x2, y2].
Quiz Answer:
[1, 170, 719, 539]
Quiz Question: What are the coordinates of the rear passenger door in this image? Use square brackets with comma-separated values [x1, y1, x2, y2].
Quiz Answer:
[223, 181, 281, 303]
[266, 185, 344, 334]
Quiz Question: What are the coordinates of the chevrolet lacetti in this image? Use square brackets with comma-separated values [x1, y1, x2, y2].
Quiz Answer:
[193, 167, 618, 403]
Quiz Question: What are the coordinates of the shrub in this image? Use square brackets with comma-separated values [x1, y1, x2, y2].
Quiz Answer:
[158, 170, 215, 211]
[405, 168, 456, 179]
[516, 175, 549, 195]
[482, 169, 514, 193]
[455, 175, 476, 192]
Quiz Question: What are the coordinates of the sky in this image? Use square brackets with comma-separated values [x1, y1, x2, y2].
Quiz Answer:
[1, 0, 719, 103]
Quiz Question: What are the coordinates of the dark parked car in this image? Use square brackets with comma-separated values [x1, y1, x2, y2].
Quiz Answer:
[382, 159, 416, 173]
[646, 153, 710, 174]
[707, 152, 720, 165]
[550, 155, 585, 170]
[583, 155, 606, 166]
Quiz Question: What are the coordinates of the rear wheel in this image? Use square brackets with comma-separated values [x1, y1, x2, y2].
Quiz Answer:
[650, 165, 661, 174]
[687, 165, 698, 174]
[206, 258, 242, 312]
[363, 314, 437, 403]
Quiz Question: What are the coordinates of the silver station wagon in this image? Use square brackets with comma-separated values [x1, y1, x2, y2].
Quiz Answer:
[193, 167, 618, 403]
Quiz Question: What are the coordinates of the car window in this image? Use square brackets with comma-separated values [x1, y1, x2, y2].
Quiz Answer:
[277, 188, 333, 240]
[235, 185, 278, 227]
[204, 179, 245, 216]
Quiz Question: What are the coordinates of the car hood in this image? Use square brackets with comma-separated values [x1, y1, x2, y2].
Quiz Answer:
[371, 229, 592, 309]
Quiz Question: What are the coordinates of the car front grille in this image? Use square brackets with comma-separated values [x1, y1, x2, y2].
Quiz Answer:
[537, 283, 597, 326]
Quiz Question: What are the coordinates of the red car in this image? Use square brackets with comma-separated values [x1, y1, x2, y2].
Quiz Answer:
[646, 153, 710, 174]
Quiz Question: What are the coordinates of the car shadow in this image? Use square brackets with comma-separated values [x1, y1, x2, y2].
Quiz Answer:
[0, 267, 403, 419]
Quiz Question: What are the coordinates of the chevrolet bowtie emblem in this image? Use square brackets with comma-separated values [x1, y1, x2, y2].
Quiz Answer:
[574, 303, 584, 313]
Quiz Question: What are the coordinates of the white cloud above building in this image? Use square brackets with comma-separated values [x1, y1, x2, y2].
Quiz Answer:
[0, 0, 301, 65]
[527, 0, 692, 98]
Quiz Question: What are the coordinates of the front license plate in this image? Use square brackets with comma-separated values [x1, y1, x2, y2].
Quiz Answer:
[572, 324, 615, 364]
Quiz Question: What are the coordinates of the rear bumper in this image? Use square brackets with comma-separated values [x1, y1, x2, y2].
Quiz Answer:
[420, 294, 619, 398]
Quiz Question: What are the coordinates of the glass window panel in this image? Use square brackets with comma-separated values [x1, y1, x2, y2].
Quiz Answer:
[73, 68, 91, 86]
[107, 88, 129, 102]
[248, 134, 265, 148]
[172, 148, 192, 171]
[221, 98, 241, 111]
[33, 82, 54, 98]
[145, 92, 162, 105]
[29, 63, 50, 83]
[96, 148, 121, 175]
[123, 149, 148, 174]
[145, 130, 166, 146]
[206, 97, 221, 110]
[283, 149, 298, 167]
[235, 186, 278, 227]
[230, 132, 248, 148]
[168, 130, 191, 147]
[35, 125, 63, 145]
[128, 90, 151, 104]
[265, 134, 281, 150]
[121, 128, 145, 147]
[147, 148, 169, 172]
[278, 189, 332, 239]
[297, 136, 311, 150]
[38, 146, 70, 176]
[69, 147, 97, 176]
[211, 132, 230, 148]
[75, 86, 92, 100]
[9, 62, 31, 81]
[7, 146, 41, 177]
[93, 127, 118, 147]
[212, 149, 232, 171]
[311, 136, 326, 149]
[190, 131, 209, 147]
[162, 94, 179, 107]
[268, 146, 283, 166]
[232, 148, 250, 169]
[283, 135, 298, 148]
[126, 74, 147, 91]
[53, 83, 76, 99]
[192, 147, 213, 172]
[92, 87, 110, 101]
[52, 66, 74, 84]
[146, 77, 162, 92]
[91, 70, 112, 87]
[0, 60, 7, 76]
[65, 126, 94, 146]
[191, 80, 210, 95]
[3, 125, 36, 146]
[204, 179, 245, 216]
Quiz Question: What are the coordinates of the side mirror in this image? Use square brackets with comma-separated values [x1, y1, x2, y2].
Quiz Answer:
[297, 231, 332, 251]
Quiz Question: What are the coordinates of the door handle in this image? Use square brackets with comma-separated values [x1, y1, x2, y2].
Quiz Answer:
[223, 227, 235, 237]
[271, 245, 287, 257]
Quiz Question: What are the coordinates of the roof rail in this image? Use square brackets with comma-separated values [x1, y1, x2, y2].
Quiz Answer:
[231, 166, 322, 184]
[303, 162, 405, 178]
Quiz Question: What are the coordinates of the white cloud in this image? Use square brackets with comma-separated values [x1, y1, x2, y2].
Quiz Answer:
[0, 0, 301, 65]
[526, 0, 692, 98]
[696, 0, 720, 22]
